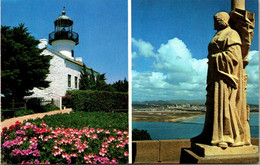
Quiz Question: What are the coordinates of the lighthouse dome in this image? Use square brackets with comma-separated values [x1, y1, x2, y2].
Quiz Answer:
[54, 10, 73, 27]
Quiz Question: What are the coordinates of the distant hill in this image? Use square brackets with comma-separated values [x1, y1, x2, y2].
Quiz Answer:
[133, 99, 206, 105]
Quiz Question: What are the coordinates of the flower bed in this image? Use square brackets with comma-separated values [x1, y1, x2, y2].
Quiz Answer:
[1, 121, 128, 164]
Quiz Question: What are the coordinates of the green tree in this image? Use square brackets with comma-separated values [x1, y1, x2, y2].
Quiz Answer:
[1, 24, 52, 101]
[112, 78, 128, 92]
[79, 65, 112, 91]
[79, 64, 128, 92]
[79, 65, 96, 90]
[96, 73, 107, 91]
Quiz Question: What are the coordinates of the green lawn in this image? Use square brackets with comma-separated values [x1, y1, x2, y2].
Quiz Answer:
[24, 111, 128, 131]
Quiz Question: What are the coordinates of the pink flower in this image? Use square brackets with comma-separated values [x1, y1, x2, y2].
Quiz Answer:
[70, 153, 78, 157]
[92, 134, 98, 139]
[40, 122, 48, 127]
[88, 153, 95, 158]
[78, 147, 84, 153]
[32, 150, 40, 157]
[34, 159, 40, 164]
[117, 130, 123, 136]
[124, 138, 129, 144]
[99, 148, 108, 157]
[124, 151, 129, 157]
[117, 136, 123, 142]
[85, 157, 92, 164]
[59, 147, 63, 152]
[3, 141, 12, 148]
[90, 128, 95, 133]
[105, 130, 110, 134]
[62, 153, 70, 159]
[52, 150, 61, 156]
[12, 149, 21, 156]
[53, 145, 58, 149]
[111, 158, 118, 164]
[102, 142, 109, 148]
[15, 130, 26, 135]
[29, 137, 37, 144]
[67, 158, 71, 164]
[96, 128, 104, 133]
[116, 143, 125, 148]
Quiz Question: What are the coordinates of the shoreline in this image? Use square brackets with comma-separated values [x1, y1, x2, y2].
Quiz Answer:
[132, 111, 259, 123]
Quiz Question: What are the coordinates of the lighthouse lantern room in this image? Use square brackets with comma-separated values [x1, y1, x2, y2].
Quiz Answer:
[49, 8, 79, 59]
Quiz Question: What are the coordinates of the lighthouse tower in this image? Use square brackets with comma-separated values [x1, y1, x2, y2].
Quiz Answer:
[48, 8, 79, 59]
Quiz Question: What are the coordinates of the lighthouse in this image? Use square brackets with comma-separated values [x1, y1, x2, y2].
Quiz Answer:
[29, 8, 96, 104]
[48, 8, 79, 59]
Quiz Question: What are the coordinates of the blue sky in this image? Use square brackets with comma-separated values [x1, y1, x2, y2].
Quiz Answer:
[1, 0, 128, 84]
[132, 0, 259, 104]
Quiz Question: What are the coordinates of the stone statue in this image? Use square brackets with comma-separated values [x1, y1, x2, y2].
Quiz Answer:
[192, 11, 252, 149]
[180, 2, 258, 163]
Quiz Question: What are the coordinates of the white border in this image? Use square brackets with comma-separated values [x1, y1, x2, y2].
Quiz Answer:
[128, 0, 132, 163]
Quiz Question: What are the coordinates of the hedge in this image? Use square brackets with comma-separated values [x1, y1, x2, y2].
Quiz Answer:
[63, 90, 128, 112]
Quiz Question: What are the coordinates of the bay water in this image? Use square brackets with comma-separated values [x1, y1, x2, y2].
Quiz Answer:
[132, 113, 259, 140]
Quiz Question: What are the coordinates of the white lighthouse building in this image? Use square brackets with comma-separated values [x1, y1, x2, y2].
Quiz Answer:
[28, 9, 95, 105]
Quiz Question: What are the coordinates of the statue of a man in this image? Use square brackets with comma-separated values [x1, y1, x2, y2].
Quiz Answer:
[192, 12, 251, 149]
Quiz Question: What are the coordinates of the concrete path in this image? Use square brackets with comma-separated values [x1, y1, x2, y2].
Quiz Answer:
[1, 108, 72, 129]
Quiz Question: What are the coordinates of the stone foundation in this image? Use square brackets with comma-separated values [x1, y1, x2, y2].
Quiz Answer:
[180, 143, 259, 163]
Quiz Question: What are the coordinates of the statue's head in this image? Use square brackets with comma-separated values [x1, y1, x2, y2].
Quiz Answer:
[214, 12, 230, 31]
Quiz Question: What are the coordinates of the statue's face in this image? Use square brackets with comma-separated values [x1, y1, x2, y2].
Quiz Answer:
[214, 18, 222, 31]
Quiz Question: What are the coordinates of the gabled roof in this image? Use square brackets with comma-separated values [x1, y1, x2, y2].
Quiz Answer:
[45, 47, 98, 74]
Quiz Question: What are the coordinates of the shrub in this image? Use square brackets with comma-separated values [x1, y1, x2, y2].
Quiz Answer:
[1, 109, 15, 121]
[65, 90, 128, 112]
[43, 104, 60, 112]
[26, 98, 44, 113]
[14, 109, 34, 117]
[62, 95, 72, 108]
[132, 129, 152, 140]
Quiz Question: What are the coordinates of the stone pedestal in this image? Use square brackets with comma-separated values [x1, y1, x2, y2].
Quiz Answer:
[180, 143, 259, 163]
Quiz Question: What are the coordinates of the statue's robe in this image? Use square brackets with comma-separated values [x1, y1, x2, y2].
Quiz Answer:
[201, 26, 251, 147]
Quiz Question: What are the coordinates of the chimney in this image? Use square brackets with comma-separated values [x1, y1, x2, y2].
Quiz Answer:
[38, 39, 48, 49]
[76, 57, 82, 62]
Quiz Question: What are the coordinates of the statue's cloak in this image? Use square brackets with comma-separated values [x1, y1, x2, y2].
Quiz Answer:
[203, 26, 251, 146]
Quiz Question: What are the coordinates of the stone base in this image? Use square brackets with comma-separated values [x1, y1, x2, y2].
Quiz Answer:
[180, 143, 259, 163]
[180, 148, 259, 163]
[192, 143, 259, 157]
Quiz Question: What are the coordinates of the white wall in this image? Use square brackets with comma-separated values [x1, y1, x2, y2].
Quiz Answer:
[51, 40, 76, 59]
[65, 60, 82, 90]
[28, 49, 82, 101]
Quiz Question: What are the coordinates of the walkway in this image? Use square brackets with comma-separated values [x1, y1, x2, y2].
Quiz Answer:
[1, 109, 72, 129]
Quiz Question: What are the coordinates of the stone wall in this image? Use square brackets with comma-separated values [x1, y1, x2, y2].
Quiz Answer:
[28, 49, 82, 101]
[132, 138, 259, 163]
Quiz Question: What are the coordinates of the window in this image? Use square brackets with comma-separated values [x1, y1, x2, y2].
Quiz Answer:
[71, 50, 74, 57]
[75, 76, 78, 89]
[68, 74, 71, 87]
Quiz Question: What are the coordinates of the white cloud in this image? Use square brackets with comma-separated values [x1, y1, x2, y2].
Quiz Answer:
[132, 38, 259, 104]
[132, 51, 138, 58]
[132, 38, 156, 57]
[154, 38, 194, 73]
[246, 50, 259, 104]
[132, 37, 208, 101]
